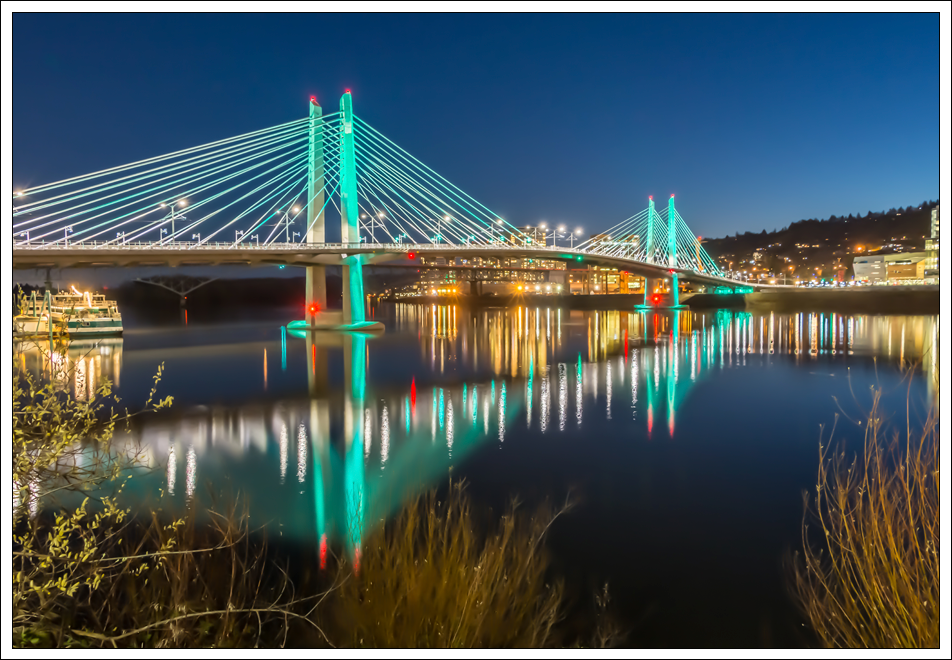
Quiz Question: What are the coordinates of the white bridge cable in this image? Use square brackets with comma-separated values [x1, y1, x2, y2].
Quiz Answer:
[224, 169, 311, 246]
[13, 123, 314, 220]
[354, 164, 441, 242]
[353, 118, 517, 234]
[120, 157, 306, 246]
[355, 168, 444, 244]
[18, 133, 312, 237]
[354, 148, 496, 244]
[168, 158, 310, 245]
[83, 148, 310, 246]
[122, 151, 309, 245]
[259, 180, 311, 245]
[574, 209, 649, 252]
[36, 142, 311, 244]
[295, 164, 344, 243]
[355, 171, 446, 244]
[355, 158, 480, 245]
[354, 128, 514, 243]
[355, 156, 459, 243]
[18, 116, 318, 199]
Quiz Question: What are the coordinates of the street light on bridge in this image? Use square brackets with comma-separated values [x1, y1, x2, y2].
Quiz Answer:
[278, 205, 300, 242]
[160, 200, 187, 241]
[567, 228, 582, 249]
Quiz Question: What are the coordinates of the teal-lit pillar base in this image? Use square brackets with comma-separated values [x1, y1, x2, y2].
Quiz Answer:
[636, 273, 686, 310]
[634, 276, 653, 310]
[287, 319, 385, 334]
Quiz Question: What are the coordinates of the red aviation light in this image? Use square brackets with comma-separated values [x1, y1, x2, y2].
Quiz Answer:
[653, 294, 661, 304]
[310, 95, 317, 103]
[648, 195, 653, 200]
[408, 251, 416, 260]
[345, 88, 352, 94]
[308, 302, 320, 315]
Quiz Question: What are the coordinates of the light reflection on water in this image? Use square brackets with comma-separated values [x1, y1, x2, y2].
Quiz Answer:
[14, 307, 939, 556]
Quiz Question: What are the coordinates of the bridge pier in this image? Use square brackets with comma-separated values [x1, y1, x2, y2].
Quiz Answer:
[291, 91, 382, 333]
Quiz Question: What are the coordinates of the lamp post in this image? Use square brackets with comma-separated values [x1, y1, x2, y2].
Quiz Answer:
[65, 226, 73, 245]
[160, 200, 187, 242]
[292, 231, 301, 242]
[192, 233, 201, 244]
[493, 218, 504, 244]
[567, 228, 582, 249]
[434, 214, 451, 244]
[279, 205, 300, 243]
[18, 231, 29, 245]
[116, 231, 125, 245]
[235, 230, 244, 244]
[251, 234, 259, 246]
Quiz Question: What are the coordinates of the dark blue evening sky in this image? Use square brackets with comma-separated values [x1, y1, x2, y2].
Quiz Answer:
[13, 12, 939, 239]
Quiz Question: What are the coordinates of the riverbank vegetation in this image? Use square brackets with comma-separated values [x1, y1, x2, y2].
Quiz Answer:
[791, 383, 940, 648]
[12, 350, 617, 648]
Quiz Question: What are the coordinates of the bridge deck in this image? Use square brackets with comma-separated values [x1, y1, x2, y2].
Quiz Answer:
[12, 242, 787, 290]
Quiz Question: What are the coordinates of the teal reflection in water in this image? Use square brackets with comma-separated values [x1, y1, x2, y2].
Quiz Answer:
[20, 307, 938, 573]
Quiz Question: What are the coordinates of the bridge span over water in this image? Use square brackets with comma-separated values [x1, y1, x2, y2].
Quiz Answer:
[13, 90, 784, 329]
[11, 241, 781, 292]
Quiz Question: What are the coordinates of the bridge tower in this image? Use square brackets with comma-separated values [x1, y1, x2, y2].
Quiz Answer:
[339, 91, 367, 326]
[305, 96, 327, 326]
[667, 195, 684, 308]
[637, 196, 657, 309]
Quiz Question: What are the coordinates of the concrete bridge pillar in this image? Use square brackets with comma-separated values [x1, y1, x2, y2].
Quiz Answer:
[667, 195, 682, 308]
[339, 91, 367, 326]
[306, 95, 327, 324]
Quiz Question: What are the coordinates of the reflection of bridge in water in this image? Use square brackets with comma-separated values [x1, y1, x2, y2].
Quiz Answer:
[81, 307, 938, 565]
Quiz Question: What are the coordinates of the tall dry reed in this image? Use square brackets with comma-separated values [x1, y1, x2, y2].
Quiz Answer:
[792, 385, 939, 648]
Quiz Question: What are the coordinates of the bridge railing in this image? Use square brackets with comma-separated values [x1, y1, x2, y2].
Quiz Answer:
[11, 240, 591, 253]
[13, 239, 776, 286]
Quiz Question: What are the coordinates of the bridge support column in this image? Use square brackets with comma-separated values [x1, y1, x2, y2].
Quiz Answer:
[339, 91, 382, 331]
[305, 95, 328, 323]
[287, 91, 382, 333]
[664, 195, 685, 309]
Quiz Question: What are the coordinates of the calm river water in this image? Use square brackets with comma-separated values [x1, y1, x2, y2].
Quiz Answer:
[16, 303, 939, 647]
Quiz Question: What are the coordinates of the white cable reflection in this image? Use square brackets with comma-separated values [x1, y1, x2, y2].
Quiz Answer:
[447, 400, 454, 457]
[575, 359, 583, 427]
[185, 445, 197, 504]
[279, 423, 288, 485]
[630, 349, 638, 420]
[381, 405, 390, 468]
[606, 360, 612, 420]
[471, 386, 478, 426]
[559, 363, 567, 431]
[540, 367, 550, 434]
[297, 423, 307, 484]
[498, 381, 506, 442]
[364, 408, 373, 458]
[167, 447, 176, 496]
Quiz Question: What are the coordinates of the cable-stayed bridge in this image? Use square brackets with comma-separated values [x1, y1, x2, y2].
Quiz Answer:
[12, 91, 776, 328]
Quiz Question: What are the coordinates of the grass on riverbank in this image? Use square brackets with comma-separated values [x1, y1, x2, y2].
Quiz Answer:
[13, 347, 613, 648]
[792, 384, 940, 648]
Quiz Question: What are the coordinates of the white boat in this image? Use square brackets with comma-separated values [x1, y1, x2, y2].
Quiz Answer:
[13, 289, 123, 337]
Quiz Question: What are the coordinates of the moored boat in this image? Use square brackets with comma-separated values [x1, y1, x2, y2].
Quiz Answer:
[13, 288, 123, 337]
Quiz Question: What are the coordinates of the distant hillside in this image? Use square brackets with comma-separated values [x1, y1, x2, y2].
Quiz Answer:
[703, 200, 938, 281]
